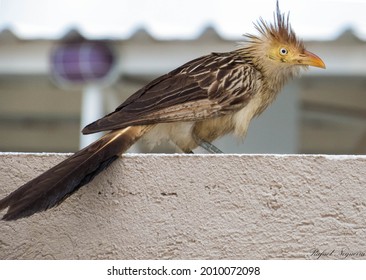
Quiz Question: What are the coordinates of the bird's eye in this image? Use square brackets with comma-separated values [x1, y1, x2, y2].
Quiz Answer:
[279, 48, 288, 55]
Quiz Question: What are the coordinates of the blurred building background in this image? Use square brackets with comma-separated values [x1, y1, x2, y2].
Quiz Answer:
[0, 0, 365, 154]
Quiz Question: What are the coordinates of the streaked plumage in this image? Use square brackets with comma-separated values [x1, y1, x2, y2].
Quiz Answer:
[0, 2, 325, 220]
[84, 53, 257, 133]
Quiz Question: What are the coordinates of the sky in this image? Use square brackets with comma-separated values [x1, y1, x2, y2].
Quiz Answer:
[1, 0, 366, 40]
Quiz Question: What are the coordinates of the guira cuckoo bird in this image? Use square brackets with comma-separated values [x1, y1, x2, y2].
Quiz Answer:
[0, 2, 325, 220]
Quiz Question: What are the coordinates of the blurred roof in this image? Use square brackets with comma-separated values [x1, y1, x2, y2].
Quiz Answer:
[1, 0, 366, 41]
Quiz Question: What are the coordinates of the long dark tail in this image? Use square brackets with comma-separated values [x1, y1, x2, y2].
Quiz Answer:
[0, 125, 150, 221]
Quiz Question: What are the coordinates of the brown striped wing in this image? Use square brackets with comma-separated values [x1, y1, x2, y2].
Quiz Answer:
[82, 52, 259, 134]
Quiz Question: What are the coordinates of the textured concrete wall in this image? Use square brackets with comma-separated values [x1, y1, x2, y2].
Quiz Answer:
[0, 153, 366, 260]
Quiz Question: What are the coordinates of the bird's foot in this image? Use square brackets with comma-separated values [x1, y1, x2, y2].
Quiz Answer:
[198, 140, 223, 154]
[192, 134, 223, 154]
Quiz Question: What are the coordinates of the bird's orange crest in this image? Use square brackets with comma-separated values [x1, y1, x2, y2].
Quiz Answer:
[244, 1, 304, 52]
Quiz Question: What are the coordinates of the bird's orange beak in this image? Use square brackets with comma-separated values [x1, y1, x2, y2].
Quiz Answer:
[302, 50, 326, 69]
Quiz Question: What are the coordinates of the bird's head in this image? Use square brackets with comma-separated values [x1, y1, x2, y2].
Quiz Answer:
[242, 2, 325, 78]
